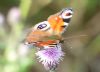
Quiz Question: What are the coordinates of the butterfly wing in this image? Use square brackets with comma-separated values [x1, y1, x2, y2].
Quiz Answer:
[47, 8, 73, 36]
[25, 8, 74, 49]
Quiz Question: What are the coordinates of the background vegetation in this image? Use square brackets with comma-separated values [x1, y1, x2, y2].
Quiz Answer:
[0, 0, 100, 72]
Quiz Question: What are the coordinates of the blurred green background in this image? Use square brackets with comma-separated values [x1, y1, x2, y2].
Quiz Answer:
[0, 0, 100, 72]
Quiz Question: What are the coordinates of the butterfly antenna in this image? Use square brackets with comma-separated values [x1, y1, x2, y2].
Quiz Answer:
[63, 35, 88, 40]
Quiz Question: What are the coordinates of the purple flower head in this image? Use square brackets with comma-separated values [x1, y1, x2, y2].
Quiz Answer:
[7, 7, 21, 24]
[35, 44, 64, 71]
[0, 13, 5, 26]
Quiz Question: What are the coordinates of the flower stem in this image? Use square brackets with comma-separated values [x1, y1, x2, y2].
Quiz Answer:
[20, 0, 32, 20]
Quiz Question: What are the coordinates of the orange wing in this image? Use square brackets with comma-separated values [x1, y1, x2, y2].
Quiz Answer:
[47, 14, 65, 35]
[26, 30, 51, 44]
[25, 30, 62, 44]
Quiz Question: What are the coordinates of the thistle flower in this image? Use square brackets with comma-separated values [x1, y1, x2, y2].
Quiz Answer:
[0, 13, 5, 26]
[7, 7, 21, 24]
[35, 44, 64, 71]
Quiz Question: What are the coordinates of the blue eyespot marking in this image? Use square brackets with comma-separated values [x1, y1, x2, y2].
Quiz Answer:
[37, 24, 47, 29]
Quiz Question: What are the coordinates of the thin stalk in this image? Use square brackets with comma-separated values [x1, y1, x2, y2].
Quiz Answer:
[64, 35, 88, 40]
[20, 0, 32, 20]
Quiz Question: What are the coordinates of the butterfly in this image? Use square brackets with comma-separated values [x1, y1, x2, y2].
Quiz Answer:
[25, 8, 74, 49]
